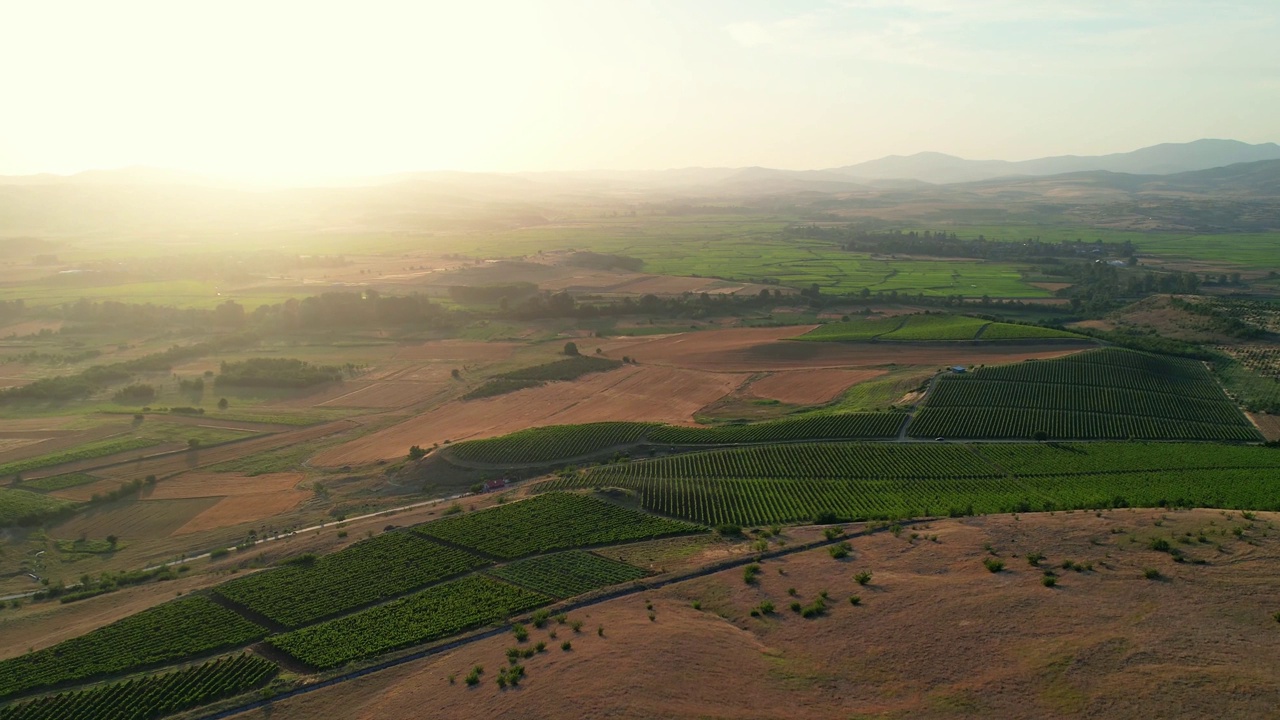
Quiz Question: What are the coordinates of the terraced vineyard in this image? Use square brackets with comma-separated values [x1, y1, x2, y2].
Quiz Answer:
[648, 413, 904, 444]
[0, 654, 278, 720]
[443, 413, 906, 466]
[446, 422, 658, 465]
[540, 442, 1280, 525]
[214, 532, 490, 627]
[0, 596, 266, 700]
[267, 575, 548, 670]
[414, 493, 701, 559]
[979, 322, 1082, 340]
[490, 551, 648, 598]
[906, 348, 1260, 440]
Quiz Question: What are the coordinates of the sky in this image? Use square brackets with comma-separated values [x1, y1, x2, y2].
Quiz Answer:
[2, 0, 1278, 183]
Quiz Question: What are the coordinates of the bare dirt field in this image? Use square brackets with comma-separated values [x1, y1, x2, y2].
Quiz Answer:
[51, 497, 221, 540]
[1247, 412, 1280, 442]
[0, 421, 133, 465]
[748, 368, 887, 405]
[608, 326, 1093, 372]
[170, 490, 311, 536]
[255, 508, 1280, 720]
[317, 380, 450, 409]
[142, 472, 304, 500]
[311, 365, 745, 467]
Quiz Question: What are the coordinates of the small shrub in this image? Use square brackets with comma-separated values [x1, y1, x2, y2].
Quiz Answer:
[743, 563, 762, 584]
[758, 600, 775, 615]
[535, 641, 547, 653]
[823, 526, 844, 540]
[691, 600, 702, 610]
[828, 542, 851, 560]
[512, 623, 529, 642]
[555, 613, 568, 624]
[1026, 552, 1044, 566]
[854, 571, 872, 586]
[531, 609, 550, 628]
[1149, 538, 1171, 553]
[597, 625, 605, 637]
[1143, 568, 1162, 580]
[561, 640, 572, 651]
[1042, 575, 1057, 588]
[571, 620, 584, 632]
[983, 557, 1005, 573]
[849, 595, 861, 606]
[787, 587, 797, 596]
[789, 601, 802, 613]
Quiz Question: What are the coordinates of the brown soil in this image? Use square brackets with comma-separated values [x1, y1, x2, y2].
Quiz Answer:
[317, 380, 450, 409]
[142, 472, 303, 500]
[1246, 412, 1280, 442]
[748, 368, 887, 405]
[609, 327, 1093, 372]
[0, 421, 133, 466]
[170, 490, 311, 536]
[312, 366, 744, 466]
[51, 498, 221, 540]
[255, 508, 1280, 720]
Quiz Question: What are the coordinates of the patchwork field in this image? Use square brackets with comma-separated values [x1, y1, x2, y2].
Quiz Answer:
[311, 365, 745, 467]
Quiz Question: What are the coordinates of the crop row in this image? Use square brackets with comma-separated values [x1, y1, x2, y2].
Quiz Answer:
[907, 407, 1260, 441]
[879, 314, 991, 341]
[0, 653, 278, 720]
[0, 596, 266, 700]
[540, 468, 1280, 526]
[446, 422, 658, 465]
[490, 551, 648, 598]
[214, 533, 490, 627]
[970, 349, 1224, 397]
[648, 413, 904, 444]
[444, 413, 906, 466]
[974, 442, 1280, 476]
[414, 493, 701, 559]
[267, 575, 547, 670]
[795, 316, 905, 341]
[585, 443, 1002, 483]
[924, 379, 1248, 425]
[978, 323, 1082, 340]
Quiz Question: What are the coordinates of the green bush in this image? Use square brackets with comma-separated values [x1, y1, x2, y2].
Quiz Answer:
[983, 557, 1005, 573]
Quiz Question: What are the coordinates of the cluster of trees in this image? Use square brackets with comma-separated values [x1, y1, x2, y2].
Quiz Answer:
[214, 358, 345, 389]
[788, 226, 1135, 260]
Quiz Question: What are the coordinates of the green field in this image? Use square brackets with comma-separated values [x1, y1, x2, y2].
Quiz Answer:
[267, 575, 548, 670]
[797, 314, 1083, 342]
[0, 596, 266, 700]
[0, 488, 77, 526]
[214, 533, 490, 627]
[541, 442, 1280, 525]
[444, 414, 905, 466]
[414, 493, 702, 559]
[489, 550, 649, 598]
[17, 473, 99, 492]
[907, 348, 1260, 440]
[0, 653, 278, 720]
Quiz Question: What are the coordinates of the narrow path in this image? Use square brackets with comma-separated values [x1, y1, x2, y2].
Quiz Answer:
[896, 371, 942, 441]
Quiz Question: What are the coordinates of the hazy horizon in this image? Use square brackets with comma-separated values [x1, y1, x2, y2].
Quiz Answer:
[4, 0, 1278, 183]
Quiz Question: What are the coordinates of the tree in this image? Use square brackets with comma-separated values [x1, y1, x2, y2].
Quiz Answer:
[218, 397, 229, 410]
[106, 535, 118, 548]
[187, 438, 201, 450]
[408, 445, 427, 460]
[451, 368, 461, 379]
[563, 341, 579, 357]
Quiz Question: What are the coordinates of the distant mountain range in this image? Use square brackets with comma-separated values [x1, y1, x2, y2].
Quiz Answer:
[828, 139, 1280, 184]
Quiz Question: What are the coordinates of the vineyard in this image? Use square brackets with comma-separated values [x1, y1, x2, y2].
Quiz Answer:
[445, 422, 658, 465]
[647, 413, 905, 444]
[796, 314, 1083, 342]
[414, 493, 701, 559]
[0, 653, 278, 720]
[214, 532, 490, 627]
[906, 348, 1260, 440]
[539, 441, 1280, 525]
[0, 488, 76, 527]
[0, 596, 266, 700]
[267, 575, 548, 670]
[442, 413, 906, 467]
[489, 551, 648, 598]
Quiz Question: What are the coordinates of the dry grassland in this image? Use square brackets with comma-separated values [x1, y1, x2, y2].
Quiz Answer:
[255, 508, 1280, 720]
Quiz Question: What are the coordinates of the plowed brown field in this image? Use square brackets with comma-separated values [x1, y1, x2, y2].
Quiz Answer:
[170, 490, 310, 535]
[142, 472, 303, 499]
[310, 365, 744, 467]
[748, 368, 887, 405]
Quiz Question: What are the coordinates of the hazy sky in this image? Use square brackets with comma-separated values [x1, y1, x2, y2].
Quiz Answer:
[3, 0, 1277, 182]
